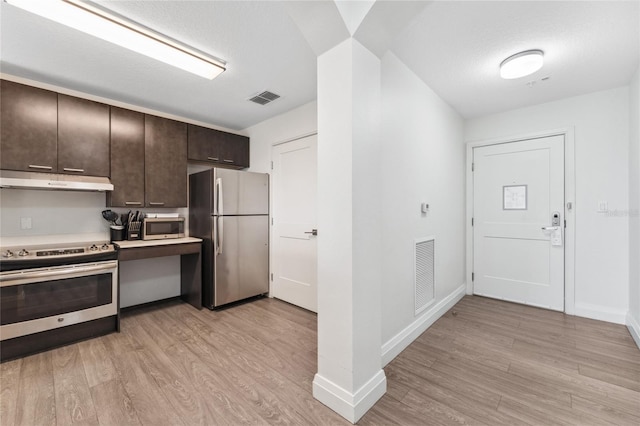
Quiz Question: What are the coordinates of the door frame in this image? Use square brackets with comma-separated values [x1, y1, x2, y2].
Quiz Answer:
[268, 131, 318, 297]
[465, 128, 576, 315]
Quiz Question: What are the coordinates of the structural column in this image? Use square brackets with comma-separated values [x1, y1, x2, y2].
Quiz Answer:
[313, 37, 385, 423]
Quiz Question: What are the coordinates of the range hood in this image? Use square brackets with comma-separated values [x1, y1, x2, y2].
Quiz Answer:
[0, 170, 113, 192]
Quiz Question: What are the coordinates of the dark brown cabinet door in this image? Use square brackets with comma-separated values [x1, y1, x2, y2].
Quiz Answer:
[1, 80, 58, 172]
[187, 123, 249, 169]
[58, 94, 110, 177]
[145, 115, 187, 207]
[108, 107, 145, 208]
[188, 124, 221, 162]
[219, 132, 250, 168]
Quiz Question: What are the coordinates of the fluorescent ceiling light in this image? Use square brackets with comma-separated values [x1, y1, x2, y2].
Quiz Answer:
[500, 50, 544, 79]
[5, 0, 226, 80]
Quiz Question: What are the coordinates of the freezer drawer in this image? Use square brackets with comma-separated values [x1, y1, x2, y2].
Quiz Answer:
[213, 215, 269, 307]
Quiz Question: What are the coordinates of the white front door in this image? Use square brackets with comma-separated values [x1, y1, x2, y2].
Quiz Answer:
[473, 135, 565, 311]
[271, 135, 318, 312]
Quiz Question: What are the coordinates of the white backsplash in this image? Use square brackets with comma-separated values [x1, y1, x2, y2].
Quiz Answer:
[0, 188, 187, 246]
[0, 188, 109, 244]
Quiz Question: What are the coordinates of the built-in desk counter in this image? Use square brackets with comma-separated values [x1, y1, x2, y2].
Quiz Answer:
[115, 237, 202, 309]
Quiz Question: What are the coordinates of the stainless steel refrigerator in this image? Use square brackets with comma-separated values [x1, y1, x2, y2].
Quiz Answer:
[189, 168, 269, 309]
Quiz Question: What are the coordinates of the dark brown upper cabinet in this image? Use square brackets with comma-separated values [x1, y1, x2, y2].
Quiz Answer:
[187, 124, 249, 169]
[1, 80, 250, 207]
[0, 80, 58, 173]
[57, 94, 110, 177]
[188, 124, 220, 163]
[107, 107, 145, 208]
[220, 132, 250, 168]
[145, 115, 187, 208]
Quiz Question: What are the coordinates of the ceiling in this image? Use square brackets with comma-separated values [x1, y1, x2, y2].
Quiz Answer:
[391, 1, 640, 119]
[1, 1, 638, 130]
[0, 1, 318, 131]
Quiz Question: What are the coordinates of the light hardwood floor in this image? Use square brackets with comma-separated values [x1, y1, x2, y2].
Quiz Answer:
[1, 295, 639, 425]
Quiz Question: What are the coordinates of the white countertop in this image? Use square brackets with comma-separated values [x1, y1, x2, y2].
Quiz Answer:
[114, 237, 202, 249]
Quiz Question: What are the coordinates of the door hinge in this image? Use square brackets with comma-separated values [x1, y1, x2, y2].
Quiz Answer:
[472, 162, 475, 172]
[271, 217, 274, 225]
[472, 272, 475, 282]
[270, 273, 273, 281]
[271, 161, 273, 170]
[564, 219, 567, 228]
[471, 217, 474, 226]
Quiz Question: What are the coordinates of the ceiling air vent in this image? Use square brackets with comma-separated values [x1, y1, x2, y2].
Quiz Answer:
[249, 91, 280, 105]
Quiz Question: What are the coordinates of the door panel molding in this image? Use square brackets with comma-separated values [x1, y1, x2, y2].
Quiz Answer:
[465, 127, 576, 314]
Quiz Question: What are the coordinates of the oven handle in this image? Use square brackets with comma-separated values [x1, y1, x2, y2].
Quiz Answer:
[0, 262, 117, 287]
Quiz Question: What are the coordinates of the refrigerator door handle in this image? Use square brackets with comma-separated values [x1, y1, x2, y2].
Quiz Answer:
[218, 216, 224, 254]
[213, 215, 221, 255]
[217, 177, 224, 217]
[216, 177, 224, 254]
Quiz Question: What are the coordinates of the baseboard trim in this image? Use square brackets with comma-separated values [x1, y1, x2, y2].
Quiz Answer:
[381, 283, 466, 366]
[627, 312, 640, 349]
[574, 302, 627, 325]
[312, 369, 386, 424]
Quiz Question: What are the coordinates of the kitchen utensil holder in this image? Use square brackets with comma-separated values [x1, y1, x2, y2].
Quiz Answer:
[110, 225, 125, 242]
[127, 221, 141, 240]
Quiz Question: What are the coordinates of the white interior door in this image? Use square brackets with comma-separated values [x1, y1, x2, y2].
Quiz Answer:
[473, 135, 565, 311]
[271, 135, 318, 312]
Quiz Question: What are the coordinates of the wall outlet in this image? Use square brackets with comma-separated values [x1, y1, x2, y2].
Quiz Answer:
[20, 217, 32, 230]
[597, 201, 608, 212]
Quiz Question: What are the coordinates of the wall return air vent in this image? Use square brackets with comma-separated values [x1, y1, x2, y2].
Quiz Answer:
[248, 91, 280, 105]
[414, 236, 435, 315]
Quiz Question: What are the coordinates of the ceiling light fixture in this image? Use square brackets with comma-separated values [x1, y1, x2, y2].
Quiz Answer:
[500, 50, 544, 79]
[5, 0, 226, 80]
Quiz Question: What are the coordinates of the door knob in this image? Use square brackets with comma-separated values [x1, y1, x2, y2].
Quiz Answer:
[304, 229, 318, 236]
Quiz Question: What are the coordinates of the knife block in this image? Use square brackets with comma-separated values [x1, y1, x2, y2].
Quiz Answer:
[127, 221, 141, 240]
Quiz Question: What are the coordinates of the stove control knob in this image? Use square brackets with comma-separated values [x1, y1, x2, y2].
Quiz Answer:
[89, 244, 98, 252]
[3, 250, 14, 258]
[18, 249, 29, 257]
[101, 244, 110, 251]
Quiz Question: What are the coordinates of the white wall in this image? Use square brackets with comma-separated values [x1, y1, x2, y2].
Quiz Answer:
[243, 101, 318, 173]
[379, 52, 467, 362]
[628, 66, 640, 346]
[0, 189, 108, 243]
[466, 87, 630, 324]
[246, 52, 468, 370]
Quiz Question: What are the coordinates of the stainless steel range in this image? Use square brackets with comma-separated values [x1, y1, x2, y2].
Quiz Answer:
[0, 240, 118, 361]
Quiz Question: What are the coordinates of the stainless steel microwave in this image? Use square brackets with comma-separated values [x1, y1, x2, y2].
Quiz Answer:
[142, 217, 185, 240]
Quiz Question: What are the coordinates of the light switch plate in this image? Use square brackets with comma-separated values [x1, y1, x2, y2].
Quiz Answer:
[597, 201, 608, 212]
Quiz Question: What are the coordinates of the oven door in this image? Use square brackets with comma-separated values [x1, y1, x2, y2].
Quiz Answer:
[0, 260, 118, 340]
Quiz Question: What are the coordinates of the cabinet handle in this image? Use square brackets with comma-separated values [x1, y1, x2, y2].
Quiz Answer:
[63, 167, 85, 173]
[149, 202, 165, 206]
[223, 159, 234, 163]
[28, 164, 53, 170]
[207, 157, 219, 161]
[125, 201, 142, 206]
